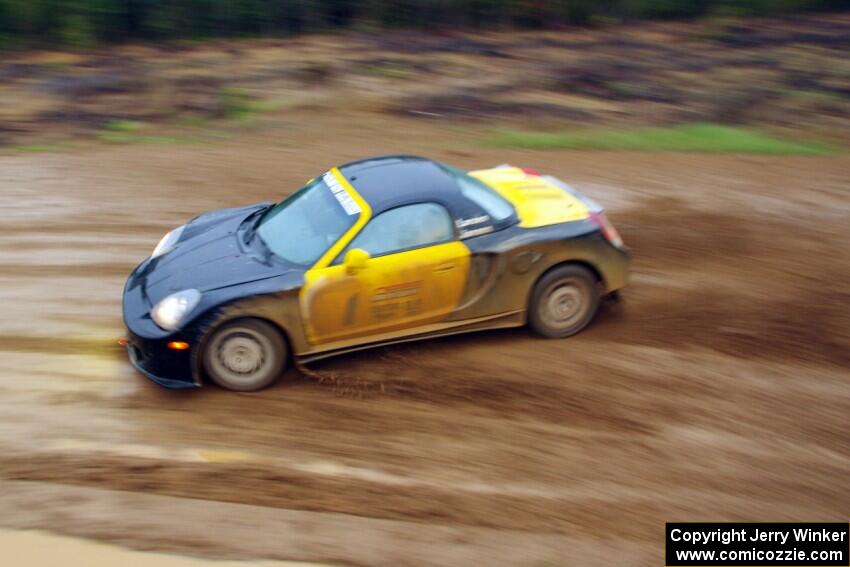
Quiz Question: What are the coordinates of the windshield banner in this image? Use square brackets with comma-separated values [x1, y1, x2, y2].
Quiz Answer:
[323, 172, 360, 216]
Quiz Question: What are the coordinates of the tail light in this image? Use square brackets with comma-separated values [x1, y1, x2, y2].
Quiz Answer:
[589, 211, 624, 248]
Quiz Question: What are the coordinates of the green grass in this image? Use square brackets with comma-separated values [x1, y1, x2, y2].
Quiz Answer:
[96, 118, 230, 145]
[10, 143, 68, 154]
[98, 120, 148, 143]
[219, 88, 290, 120]
[488, 123, 838, 155]
[102, 119, 145, 133]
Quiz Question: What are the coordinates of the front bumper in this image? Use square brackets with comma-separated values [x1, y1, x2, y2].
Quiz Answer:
[124, 332, 200, 389]
[123, 260, 201, 389]
[126, 340, 199, 389]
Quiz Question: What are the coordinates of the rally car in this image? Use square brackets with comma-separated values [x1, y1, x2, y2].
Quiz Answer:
[122, 156, 630, 391]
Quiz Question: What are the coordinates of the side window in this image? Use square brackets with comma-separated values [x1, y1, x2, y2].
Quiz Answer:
[454, 174, 515, 223]
[439, 164, 516, 226]
[342, 203, 454, 259]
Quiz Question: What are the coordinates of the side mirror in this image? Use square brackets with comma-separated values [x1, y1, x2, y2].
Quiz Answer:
[344, 248, 370, 275]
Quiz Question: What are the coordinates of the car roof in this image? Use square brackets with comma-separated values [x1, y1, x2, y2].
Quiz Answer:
[338, 155, 462, 215]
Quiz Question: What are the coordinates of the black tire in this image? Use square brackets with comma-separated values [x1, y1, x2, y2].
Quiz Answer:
[528, 264, 600, 338]
[202, 319, 287, 391]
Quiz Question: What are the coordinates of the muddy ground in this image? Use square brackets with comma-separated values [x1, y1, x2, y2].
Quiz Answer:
[0, 108, 847, 566]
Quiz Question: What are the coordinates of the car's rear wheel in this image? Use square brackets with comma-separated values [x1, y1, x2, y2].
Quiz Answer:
[202, 319, 287, 391]
[528, 264, 600, 338]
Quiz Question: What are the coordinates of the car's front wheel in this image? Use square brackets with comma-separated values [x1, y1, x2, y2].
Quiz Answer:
[528, 264, 600, 338]
[202, 319, 287, 391]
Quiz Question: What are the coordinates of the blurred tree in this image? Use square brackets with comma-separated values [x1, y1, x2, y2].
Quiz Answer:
[0, 0, 846, 48]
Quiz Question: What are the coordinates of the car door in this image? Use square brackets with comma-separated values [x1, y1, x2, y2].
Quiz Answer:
[301, 203, 470, 346]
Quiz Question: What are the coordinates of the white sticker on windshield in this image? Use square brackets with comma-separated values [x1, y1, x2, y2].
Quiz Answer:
[323, 172, 361, 216]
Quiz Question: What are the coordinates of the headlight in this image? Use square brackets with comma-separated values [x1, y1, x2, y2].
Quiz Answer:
[151, 225, 185, 259]
[151, 289, 201, 331]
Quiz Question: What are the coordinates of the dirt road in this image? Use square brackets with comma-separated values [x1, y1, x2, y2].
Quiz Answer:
[0, 113, 847, 566]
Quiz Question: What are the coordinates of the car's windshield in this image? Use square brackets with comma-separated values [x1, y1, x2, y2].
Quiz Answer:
[256, 175, 359, 266]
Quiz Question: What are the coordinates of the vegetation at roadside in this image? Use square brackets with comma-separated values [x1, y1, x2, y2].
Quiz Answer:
[1, 0, 848, 48]
[218, 89, 290, 120]
[88, 90, 287, 145]
[1, 12, 847, 152]
[488, 124, 839, 155]
[94, 119, 236, 146]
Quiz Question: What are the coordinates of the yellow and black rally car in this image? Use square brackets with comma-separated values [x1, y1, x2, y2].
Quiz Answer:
[123, 156, 630, 391]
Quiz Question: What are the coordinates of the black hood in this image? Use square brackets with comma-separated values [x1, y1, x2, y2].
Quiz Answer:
[138, 202, 294, 303]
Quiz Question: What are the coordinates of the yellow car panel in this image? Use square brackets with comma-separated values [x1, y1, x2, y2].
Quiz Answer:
[301, 241, 470, 345]
[469, 166, 590, 228]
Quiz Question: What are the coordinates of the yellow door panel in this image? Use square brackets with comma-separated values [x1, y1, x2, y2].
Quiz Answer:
[469, 166, 589, 228]
[301, 241, 470, 345]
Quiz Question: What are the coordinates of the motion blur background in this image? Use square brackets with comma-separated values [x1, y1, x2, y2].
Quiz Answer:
[1, 1, 845, 44]
[0, 2, 848, 566]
